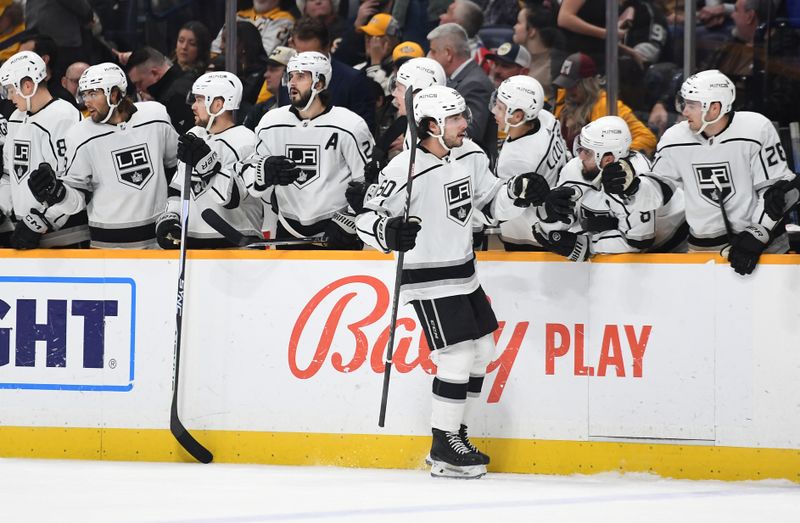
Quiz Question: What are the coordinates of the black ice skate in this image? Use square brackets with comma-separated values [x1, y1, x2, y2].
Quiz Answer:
[429, 428, 487, 479]
[459, 424, 490, 465]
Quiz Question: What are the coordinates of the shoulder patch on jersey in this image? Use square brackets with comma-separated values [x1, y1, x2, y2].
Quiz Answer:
[444, 177, 473, 227]
[286, 144, 320, 189]
[693, 161, 735, 205]
[112, 144, 154, 189]
[12, 140, 30, 182]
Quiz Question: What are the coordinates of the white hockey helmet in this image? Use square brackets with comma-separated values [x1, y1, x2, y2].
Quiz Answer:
[190, 71, 242, 130]
[395, 57, 446, 91]
[413, 85, 469, 150]
[493, 75, 544, 132]
[286, 51, 332, 111]
[79, 62, 128, 124]
[576, 116, 632, 166]
[676, 69, 736, 135]
[0, 51, 47, 111]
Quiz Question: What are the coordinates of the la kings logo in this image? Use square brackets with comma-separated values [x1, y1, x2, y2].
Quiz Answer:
[444, 177, 472, 226]
[694, 162, 735, 205]
[112, 144, 153, 189]
[13, 140, 30, 182]
[286, 145, 319, 189]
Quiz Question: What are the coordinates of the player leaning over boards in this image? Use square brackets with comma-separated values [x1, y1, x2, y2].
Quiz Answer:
[0, 51, 86, 249]
[241, 51, 374, 249]
[156, 72, 263, 249]
[533, 116, 687, 260]
[600, 69, 797, 275]
[356, 86, 549, 479]
[28, 63, 179, 249]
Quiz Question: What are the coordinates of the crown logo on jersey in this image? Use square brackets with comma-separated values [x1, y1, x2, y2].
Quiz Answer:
[693, 162, 735, 206]
[112, 144, 154, 189]
[12, 140, 30, 183]
[285, 145, 320, 189]
[444, 177, 473, 227]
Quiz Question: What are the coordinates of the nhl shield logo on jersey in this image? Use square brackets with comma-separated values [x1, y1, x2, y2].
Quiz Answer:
[12, 140, 30, 182]
[694, 162, 735, 205]
[112, 145, 153, 189]
[444, 177, 472, 226]
[286, 145, 320, 189]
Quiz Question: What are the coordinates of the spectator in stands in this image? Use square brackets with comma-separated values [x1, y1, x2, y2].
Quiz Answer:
[126, 47, 197, 133]
[485, 42, 531, 88]
[244, 45, 297, 129]
[61, 61, 90, 111]
[392, 0, 449, 48]
[172, 21, 211, 76]
[618, 0, 670, 111]
[476, 0, 522, 27]
[552, 52, 656, 154]
[391, 40, 424, 68]
[438, 0, 489, 71]
[24, 0, 94, 79]
[212, 21, 270, 110]
[211, 0, 295, 57]
[427, 23, 495, 152]
[512, 3, 564, 102]
[354, 13, 401, 96]
[557, 0, 613, 71]
[297, 0, 347, 45]
[288, 16, 376, 130]
[0, 0, 25, 62]
[333, 0, 388, 66]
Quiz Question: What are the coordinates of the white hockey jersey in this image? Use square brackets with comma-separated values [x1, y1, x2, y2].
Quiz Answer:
[249, 105, 374, 234]
[539, 154, 687, 254]
[0, 112, 13, 236]
[1, 99, 86, 246]
[629, 111, 795, 250]
[47, 101, 179, 249]
[494, 109, 568, 246]
[167, 125, 262, 246]
[356, 139, 526, 303]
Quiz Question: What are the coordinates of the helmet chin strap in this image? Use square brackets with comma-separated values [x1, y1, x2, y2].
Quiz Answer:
[503, 112, 526, 134]
[101, 90, 119, 124]
[695, 105, 726, 136]
[205, 107, 224, 132]
[21, 83, 39, 113]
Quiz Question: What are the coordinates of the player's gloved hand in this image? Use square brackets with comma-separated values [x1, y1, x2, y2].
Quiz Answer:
[254, 155, 301, 190]
[346, 181, 368, 214]
[507, 172, 550, 207]
[28, 162, 66, 205]
[727, 224, 769, 275]
[582, 213, 619, 232]
[155, 211, 181, 250]
[381, 216, 421, 252]
[178, 133, 220, 185]
[601, 158, 639, 197]
[325, 210, 363, 250]
[9, 208, 52, 250]
[538, 186, 576, 224]
[363, 158, 383, 186]
[532, 223, 591, 262]
[763, 178, 797, 221]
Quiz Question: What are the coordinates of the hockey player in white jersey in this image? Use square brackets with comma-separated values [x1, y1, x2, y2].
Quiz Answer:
[243, 51, 374, 249]
[534, 116, 687, 260]
[0, 51, 86, 249]
[356, 86, 549, 479]
[600, 70, 796, 275]
[156, 71, 262, 249]
[491, 75, 567, 249]
[28, 63, 179, 249]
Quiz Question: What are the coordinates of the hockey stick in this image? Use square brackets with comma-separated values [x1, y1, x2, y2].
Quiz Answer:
[170, 166, 213, 464]
[712, 174, 735, 258]
[378, 86, 418, 427]
[200, 208, 323, 247]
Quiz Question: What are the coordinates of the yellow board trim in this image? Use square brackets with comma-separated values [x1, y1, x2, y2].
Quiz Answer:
[0, 427, 797, 482]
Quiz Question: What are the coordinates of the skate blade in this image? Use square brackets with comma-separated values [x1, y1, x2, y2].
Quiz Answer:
[425, 453, 432, 466]
[429, 460, 486, 479]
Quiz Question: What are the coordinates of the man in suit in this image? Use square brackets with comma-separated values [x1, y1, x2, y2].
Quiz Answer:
[427, 23, 495, 154]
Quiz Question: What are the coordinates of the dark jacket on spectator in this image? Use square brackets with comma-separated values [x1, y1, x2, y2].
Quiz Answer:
[147, 64, 198, 134]
[447, 59, 495, 154]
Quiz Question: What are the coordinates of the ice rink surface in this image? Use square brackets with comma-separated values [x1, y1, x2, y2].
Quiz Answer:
[1, 458, 798, 523]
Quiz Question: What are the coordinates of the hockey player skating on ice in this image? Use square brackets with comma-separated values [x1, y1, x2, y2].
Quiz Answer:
[156, 71, 263, 249]
[534, 116, 687, 260]
[0, 50, 86, 249]
[242, 51, 374, 249]
[491, 75, 567, 250]
[28, 63, 179, 248]
[355, 86, 549, 478]
[600, 69, 797, 274]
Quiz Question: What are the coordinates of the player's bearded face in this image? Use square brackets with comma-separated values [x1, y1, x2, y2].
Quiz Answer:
[577, 147, 598, 176]
[82, 90, 111, 123]
[191, 94, 209, 126]
[442, 114, 468, 148]
[288, 71, 314, 109]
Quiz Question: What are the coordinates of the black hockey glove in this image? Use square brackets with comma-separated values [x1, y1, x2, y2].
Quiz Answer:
[582, 212, 619, 233]
[507, 172, 550, 207]
[177, 133, 220, 179]
[601, 158, 639, 197]
[763, 178, 800, 222]
[381, 216, 421, 252]
[155, 211, 181, 250]
[254, 155, 301, 191]
[363, 158, 383, 186]
[28, 162, 66, 205]
[10, 219, 43, 250]
[325, 210, 363, 250]
[727, 224, 769, 275]
[533, 223, 591, 262]
[538, 186, 576, 224]
[345, 181, 369, 214]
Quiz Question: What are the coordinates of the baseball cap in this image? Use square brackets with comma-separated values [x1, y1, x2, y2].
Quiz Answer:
[553, 52, 597, 89]
[485, 42, 531, 68]
[266, 46, 296, 67]
[392, 41, 424, 63]
[359, 13, 401, 37]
